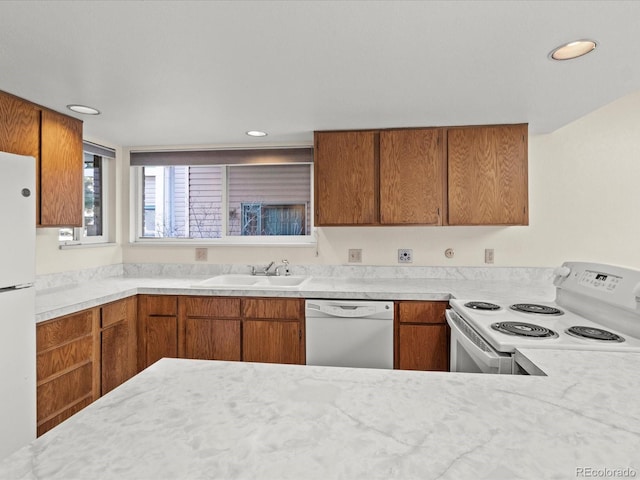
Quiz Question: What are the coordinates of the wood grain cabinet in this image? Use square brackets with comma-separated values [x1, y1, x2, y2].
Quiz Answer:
[100, 297, 137, 395]
[242, 298, 305, 365]
[179, 296, 241, 361]
[395, 301, 449, 371]
[314, 124, 527, 227]
[39, 109, 83, 227]
[447, 124, 528, 225]
[36, 309, 100, 436]
[137, 295, 179, 371]
[314, 130, 379, 225]
[380, 128, 445, 225]
[0, 89, 83, 227]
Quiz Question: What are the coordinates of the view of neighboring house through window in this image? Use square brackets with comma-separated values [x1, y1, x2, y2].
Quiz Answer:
[59, 142, 113, 244]
[132, 148, 313, 242]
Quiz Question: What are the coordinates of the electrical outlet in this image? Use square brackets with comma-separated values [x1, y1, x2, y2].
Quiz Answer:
[348, 249, 362, 263]
[398, 248, 413, 263]
[485, 248, 494, 264]
[195, 247, 208, 261]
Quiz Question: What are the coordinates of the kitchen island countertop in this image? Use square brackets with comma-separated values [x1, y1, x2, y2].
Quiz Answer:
[1, 350, 639, 479]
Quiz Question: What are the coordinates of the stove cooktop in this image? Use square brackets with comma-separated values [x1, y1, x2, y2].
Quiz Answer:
[449, 298, 640, 354]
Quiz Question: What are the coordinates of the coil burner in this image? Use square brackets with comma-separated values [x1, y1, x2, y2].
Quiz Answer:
[510, 304, 564, 316]
[566, 326, 625, 343]
[464, 302, 501, 311]
[491, 321, 559, 338]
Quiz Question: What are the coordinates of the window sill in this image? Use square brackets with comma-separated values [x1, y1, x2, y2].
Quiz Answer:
[59, 242, 118, 250]
[129, 238, 317, 248]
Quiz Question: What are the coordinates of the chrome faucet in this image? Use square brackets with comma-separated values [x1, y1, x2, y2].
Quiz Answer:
[251, 261, 276, 276]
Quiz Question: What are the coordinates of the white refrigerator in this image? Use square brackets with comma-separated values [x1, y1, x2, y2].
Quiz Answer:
[0, 152, 36, 459]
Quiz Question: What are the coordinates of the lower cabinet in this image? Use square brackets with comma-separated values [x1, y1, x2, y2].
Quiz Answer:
[137, 295, 178, 371]
[242, 298, 305, 365]
[36, 308, 99, 436]
[138, 295, 305, 368]
[180, 296, 241, 361]
[36, 296, 137, 436]
[395, 301, 449, 371]
[100, 297, 137, 395]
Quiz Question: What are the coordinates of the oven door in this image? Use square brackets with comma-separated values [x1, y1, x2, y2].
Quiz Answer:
[446, 310, 514, 374]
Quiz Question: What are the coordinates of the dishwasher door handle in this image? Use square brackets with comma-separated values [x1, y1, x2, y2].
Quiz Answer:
[306, 302, 391, 318]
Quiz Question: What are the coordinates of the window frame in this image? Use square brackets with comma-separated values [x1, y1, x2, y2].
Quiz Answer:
[59, 143, 114, 246]
[130, 158, 316, 246]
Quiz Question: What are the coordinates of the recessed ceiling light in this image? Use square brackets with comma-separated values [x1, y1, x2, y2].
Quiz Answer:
[549, 39, 597, 61]
[67, 104, 101, 115]
[246, 130, 267, 137]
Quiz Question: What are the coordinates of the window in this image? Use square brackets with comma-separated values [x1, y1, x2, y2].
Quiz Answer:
[59, 142, 114, 244]
[131, 148, 314, 244]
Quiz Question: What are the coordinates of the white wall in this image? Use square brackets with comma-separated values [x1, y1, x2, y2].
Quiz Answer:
[35, 90, 640, 273]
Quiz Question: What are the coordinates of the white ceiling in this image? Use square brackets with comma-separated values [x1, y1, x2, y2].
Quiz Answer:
[1, 1, 639, 148]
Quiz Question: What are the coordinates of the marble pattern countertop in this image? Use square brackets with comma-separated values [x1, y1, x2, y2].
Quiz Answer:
[35, 274, 556, 322]
[2, 351, 639, 480]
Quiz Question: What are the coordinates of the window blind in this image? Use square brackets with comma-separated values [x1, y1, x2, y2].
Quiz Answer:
[84, 141, 116, 158]
[130, 147, 313, 166]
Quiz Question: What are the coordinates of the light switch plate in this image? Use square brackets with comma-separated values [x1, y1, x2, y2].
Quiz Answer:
[485, 248, 494, 264]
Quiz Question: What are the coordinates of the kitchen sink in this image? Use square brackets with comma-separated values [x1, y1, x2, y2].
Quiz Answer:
[191, 274, 311, 289]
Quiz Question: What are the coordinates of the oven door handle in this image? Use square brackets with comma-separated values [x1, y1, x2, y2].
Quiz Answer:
[446, 310, 511, 369]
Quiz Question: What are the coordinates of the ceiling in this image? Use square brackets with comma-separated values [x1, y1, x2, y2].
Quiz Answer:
[1, 1, 639, 148]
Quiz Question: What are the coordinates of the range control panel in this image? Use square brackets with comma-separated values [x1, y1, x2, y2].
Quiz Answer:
[578, 270, 623, 293]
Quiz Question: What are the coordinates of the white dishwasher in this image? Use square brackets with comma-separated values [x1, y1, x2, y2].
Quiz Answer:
[305, 299, 394, 369]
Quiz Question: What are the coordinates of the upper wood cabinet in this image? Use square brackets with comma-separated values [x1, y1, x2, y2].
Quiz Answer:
[447, 124, 528, 225]
[314, 130, 379, 225]
[0, 90, 83, 227]
[379, 128, 445, 225]
[40, 109, 83, 227]
[314, 123, 528, 227]
[0, 92, 40, 159]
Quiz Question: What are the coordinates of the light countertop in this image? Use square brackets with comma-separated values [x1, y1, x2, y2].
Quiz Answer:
[35, 275, 556, 322]
[2, 350, 639, 479]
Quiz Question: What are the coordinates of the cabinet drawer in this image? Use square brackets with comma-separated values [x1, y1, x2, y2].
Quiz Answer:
[37, 336, 93, 382]
[141, 295, 178, 316]
[37, 397, 92, 437]
[242, 298, 303, 320]
[181, 296, 240, 318]
[397, 301, 448, 324]
[37, 362, 93, 422]
[37, 310, 93, 352]
[101, 297, 134, 327]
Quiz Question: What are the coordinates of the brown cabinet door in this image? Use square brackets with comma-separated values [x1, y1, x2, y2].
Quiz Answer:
[0, 91, 40, 159]
[39, 109, 83, 227]
[380, 128, 445, 225]
[101, 322, 130, 395]
[447, 124, 528, 225]
[243, 320, 302, 365]
[397, 324, 449, 371]
[143, 316, 178, 368]
[100, 297, 137, 395]
[314, 130, 378, 225]
[184, 318, 241, 361]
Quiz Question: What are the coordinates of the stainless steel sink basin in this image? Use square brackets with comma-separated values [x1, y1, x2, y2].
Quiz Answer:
[192, 274, 311, 289]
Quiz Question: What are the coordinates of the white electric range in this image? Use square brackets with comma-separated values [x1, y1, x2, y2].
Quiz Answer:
[446, 262, 640, 374]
